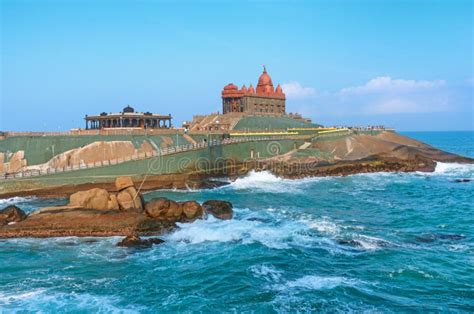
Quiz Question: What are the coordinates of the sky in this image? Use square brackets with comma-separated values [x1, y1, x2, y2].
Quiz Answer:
[1, 0, 473, 131]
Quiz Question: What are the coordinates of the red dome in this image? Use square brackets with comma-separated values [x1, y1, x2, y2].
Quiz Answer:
[223, 83, 238, 90]
[258, 68, 273, 86]
[256, 66, 274, 94]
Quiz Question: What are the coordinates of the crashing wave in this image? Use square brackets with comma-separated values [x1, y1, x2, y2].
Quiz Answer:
[230, 170, 282, 190]
[434, 162, 474, 176]
[0, 197, 34, 206]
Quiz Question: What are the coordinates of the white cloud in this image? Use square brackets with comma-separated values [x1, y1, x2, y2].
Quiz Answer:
[340, 76, 445, 95]
[284, 76, 462, 117]
[281, 81, 316, 99]
[364, 98, 448, 114]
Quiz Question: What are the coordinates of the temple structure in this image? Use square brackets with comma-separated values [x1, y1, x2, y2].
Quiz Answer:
[85, 106, 172, 129]
[222, 67, 286, 115]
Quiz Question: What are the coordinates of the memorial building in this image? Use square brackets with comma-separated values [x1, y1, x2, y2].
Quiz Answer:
[221, 67, 286, 115]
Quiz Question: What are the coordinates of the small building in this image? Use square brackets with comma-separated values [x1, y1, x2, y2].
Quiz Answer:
[222, 66, 286, 115]
[85, 105, 172, 129]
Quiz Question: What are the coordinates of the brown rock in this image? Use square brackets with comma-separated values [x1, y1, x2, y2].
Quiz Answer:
[115, 176, 135, 191]
[145, 198, 170, 218]
[0, 207, 176, 238]
[145, 198, 182, 221]
[107, 194, 120, 210]
[202, 200, 233, 220]
[180, 201, 204, 221]
[117, 233, 164, 248]
[39, 141, 155, 170]
[165, 201, 182, 220]
[8, 151, 27, 172]
[69, 188, 110, 210]
[117, 187, 144, 212]
[0, 205, 27, 225]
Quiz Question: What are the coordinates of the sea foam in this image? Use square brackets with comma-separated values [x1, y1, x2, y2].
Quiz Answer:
[230, 170, 283, 191]
[434, 162, 474, 176]
[166, 214, 298, 249]
[276, 275, 358, 291]
[0, 197, 34, 206]
[226, 170, 327, 194]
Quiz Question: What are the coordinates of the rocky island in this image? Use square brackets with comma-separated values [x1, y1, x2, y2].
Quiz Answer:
[0, 68, 472, 241]
[1, 129, 471, 241]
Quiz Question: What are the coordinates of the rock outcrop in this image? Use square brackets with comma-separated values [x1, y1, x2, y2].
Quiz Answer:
[115, 176, 135, 190]
[262, 131, 474, 178]
[180, 201, 204, 222]
[0, 207, 175, 238]
[145, 198, 180, 220]
[202, 200, 233, 220]
[145, 198, 204, 222]
[115, 177, 144, 212]
[0, 151, 27, 174]
[69, 188, 117, 210]
[0, 205, 27, 225]
[0, 185, 233, 238]
[27, 140, 154, 172]
[66, 176, 144, 211]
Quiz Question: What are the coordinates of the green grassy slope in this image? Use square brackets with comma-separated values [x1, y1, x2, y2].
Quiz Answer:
[233, 116, 320, 131]
[0, 139, 304, 194]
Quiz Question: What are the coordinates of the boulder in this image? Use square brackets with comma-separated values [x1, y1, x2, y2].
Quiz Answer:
[69, 188, 111, 210]
[180, 201, 204, 221]
[0, 205, 27, 225]
[107, 194, 120, 210]
[115, 176, 135, 191]
[145, 198, 170, 218]
[202, 200, 233, 220]
[116, 187, 144, 213]
[116, 233, 164, 248]
[145, 198, 182, 221]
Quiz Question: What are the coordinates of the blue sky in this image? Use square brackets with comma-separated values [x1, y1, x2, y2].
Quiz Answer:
[1, 0, 473, 131]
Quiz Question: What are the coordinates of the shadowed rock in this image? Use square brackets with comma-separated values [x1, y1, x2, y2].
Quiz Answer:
[246, 217, 271, 223]
[202, 200, 233, 220]
[0, 205, 27, 225]
[454, 178, 472, 183]
[117, 233, 164, 248]
[145, 198, 181, 220]
[145, 198, 204, 222]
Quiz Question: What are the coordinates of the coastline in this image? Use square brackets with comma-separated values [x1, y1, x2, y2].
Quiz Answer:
[1, 154, 472, 199]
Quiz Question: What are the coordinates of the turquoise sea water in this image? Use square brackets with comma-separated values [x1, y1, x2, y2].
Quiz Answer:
[0, 131, 473, 312]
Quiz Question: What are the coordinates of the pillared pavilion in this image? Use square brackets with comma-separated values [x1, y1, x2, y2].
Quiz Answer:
[85, 105, 172, 129]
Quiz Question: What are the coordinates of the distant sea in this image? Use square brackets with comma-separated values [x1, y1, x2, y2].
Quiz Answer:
[0, 131, 473, 312]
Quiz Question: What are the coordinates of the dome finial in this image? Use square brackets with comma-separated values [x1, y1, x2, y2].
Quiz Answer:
[263, 65, 266, 73]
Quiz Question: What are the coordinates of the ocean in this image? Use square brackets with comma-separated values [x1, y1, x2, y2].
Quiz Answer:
[0, 131, 473, 312]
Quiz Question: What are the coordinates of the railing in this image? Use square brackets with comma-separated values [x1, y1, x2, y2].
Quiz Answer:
[2, 128, 182, 137]
[0, 135, 308, 180]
